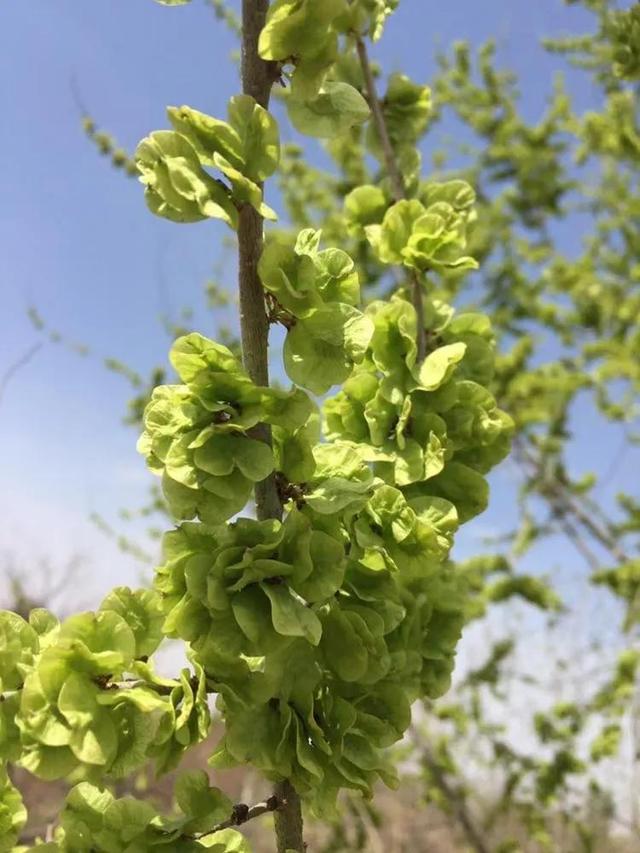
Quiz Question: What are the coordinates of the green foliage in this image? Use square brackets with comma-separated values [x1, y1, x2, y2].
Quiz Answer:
[324, 295, 512, 514]
[2, 594, 210, 787]
[168, 98, 280, 183]
[0, 767, 26, 852]
[138, 333, 311, 524]
[593, 558, 640, 629]
[258, 0, 347, 99]
[546, 0, 640, 85]
[136, 96, 280, 228]
[486, 575, 562, 612]
[260, 230, 374, 394]
[19, 778, 251, 851]
[136, 131, 239, 226]
[17, 0, 640, 847]
[286, 82, 370, 139]
[367, 72, 432, 169]
[126, 0, 515, 818]
[350, 0, 399, 42]
[365, 193, 478, 272]
[258, 0, 375, 144]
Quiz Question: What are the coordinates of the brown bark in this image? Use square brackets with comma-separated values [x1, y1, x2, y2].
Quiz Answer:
[237, 3, 304, 850]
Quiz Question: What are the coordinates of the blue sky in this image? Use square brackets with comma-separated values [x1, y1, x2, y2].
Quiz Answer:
[0, 0, 634, 623]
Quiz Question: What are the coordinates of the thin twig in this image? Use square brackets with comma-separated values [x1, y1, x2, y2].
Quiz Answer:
[554, 514, 601, 571]
[515, 438, 629, 564]
[0, 342, 42, 407]
[97, 678, 178, 696]
[354, 34, 427, 360]
[355, 38, 404, 202]
[193, 796, 280, 840]
[415, 738, 491, 853]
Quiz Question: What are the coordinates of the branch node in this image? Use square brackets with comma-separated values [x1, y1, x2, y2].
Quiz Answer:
[231, 803, 250, 825]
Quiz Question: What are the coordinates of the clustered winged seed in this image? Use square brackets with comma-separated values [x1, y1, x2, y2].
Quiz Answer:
[0, 1, 521, 846]
[143, 214, 511, 807]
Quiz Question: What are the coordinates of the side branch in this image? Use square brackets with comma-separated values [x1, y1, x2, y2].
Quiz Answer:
[514, 438, 630, 565]
[355, 35, 427, 360]
[193, 796, 280, 840]
[418, 742, 491, 853]
[355, 37, 404, 202]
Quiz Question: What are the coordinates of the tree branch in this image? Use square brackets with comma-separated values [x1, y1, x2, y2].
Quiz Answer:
[417, 741, 491, 853]
[515, 438, 630, 565]
[273, 779, 305, 853]
[554, 514, 601, 571]
[354, 38, 403, 201]
[238, 4, 304, 851]
[238, 0, 282, 523]
[355, 35, 426, 360]
[193, 796, 280, 840]
[98, 678, 176, 695]
[0, 342, 42, 408]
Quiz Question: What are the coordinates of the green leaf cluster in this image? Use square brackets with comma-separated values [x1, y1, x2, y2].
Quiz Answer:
[325, 294, 513, 521]
[364, 186, 478, 273]
[17, 777, 249, 852]
[146, 299, 505, 809]
[259, 230, 374, 394]
[342, 0, 399, 42]
[136, 96, 279, 228]
[0, 766, 26, 852]
[259, 1, 371, 140]
[258, 0, 347, 99]
[609, 3, 640, 81]
[138, 333, 312, 522]
[2, 591, 210, 785]
[156, 511, 344, 668]
[134, 79, 513, 807]
[366, 73, 432, 174]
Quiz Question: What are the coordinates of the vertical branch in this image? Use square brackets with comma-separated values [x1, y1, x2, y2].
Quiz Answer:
[240, 0, 272, 109]
[355, 35, 427, 360]
[238, 0, 282, 522]
[238, 3, 304, 851]
[273, 780, 304, 853]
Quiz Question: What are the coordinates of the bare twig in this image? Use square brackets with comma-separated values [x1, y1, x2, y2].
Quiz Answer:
[0, 342, 42, 407]
[515, 438, 629, 565]
[416, 739, 491, 853]
[554, 514, 601, 571]
[355, 38, 403, 202]
[194, 796, 280, 840]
